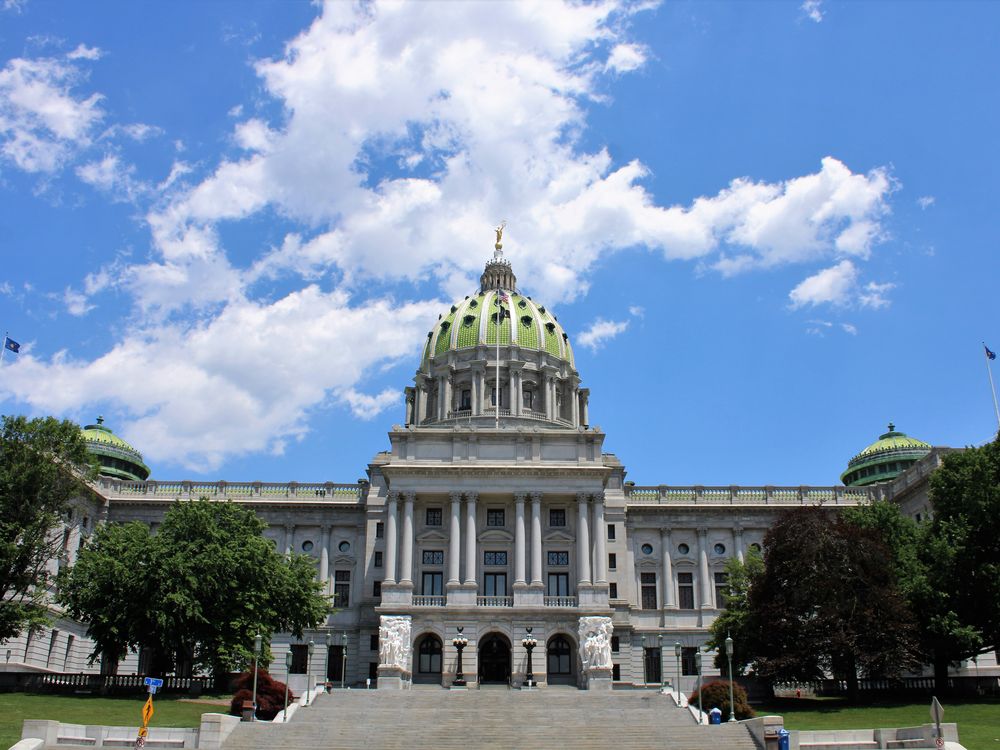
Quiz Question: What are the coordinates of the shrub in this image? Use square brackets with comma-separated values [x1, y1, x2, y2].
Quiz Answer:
[688, 679, 755, 720]
[228, 668, 295, 721]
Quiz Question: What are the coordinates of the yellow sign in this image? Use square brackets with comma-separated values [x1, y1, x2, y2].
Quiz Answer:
[141, 696, 154, 726]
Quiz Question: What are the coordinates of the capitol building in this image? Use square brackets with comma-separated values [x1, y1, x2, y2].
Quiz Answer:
[7, 244, 988, 693]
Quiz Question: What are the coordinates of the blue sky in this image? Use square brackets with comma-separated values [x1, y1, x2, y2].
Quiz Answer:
[1, 0, 997, 486]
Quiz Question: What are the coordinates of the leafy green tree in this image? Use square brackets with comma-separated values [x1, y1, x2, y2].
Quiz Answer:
[706, 546, 764, 676]
[744, 507, 920, 701]
[0, 415, 96, 642]
[59, 498, 329, 679]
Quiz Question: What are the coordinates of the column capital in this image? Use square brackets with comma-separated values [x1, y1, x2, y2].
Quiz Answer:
[513, 492, 527, 503]
[387, 490, 400, 503]
[450, 491, 463, 503]
[733, 524, 744, 535]
[285, 524, 294, 534]
[591, 491, 605, 504]
[465, 491, 478, 503]
[530, 491, 543, 503]
[576, 491, 590, 504]
[660, 527, 672, 540]
[404, 490, 416, 503]
[697, 527, 709, 537]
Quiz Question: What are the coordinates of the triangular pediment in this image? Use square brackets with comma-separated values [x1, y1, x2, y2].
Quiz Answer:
[416, 529, 449, 543]
[333, 553, 356, 565]
[543, 529, 574, 543]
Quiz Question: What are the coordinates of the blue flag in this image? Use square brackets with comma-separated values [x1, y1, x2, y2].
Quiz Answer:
[987, 344, 997, 361]
[3, 337, 19, 354]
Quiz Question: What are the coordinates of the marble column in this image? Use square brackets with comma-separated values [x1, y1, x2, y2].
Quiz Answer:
[400, 492, 415, 585]
[443, 375, 453, 419]
[473, 369, 483, 416]
[530, 492, 543, 586]
[413, 386, 422, 425]
[448, 492, 462, 585]
[319, 525, 331, 587]
[514, 492, 527, 585]
[660, 528, 675, 608]
[464, 492, 478, 586]
[592, 493, 607, 584]
[733, 526, 745, 564]
[577, 493, 591, 585]
[437, 377, 445, 421]
[284, 525, 294, 557]
[697, 528, 712, 609]
[384, 492, 399, 584]
[571, 386, 579, 427]
[509, 371, 517, 416]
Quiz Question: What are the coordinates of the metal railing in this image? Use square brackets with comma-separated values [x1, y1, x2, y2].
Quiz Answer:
[95, 479, 366, 503]
[477, 595, 513, 607]
[624, 484, 873, 506]
[412, 595, 446, 606]
[543, 596, 577, 607]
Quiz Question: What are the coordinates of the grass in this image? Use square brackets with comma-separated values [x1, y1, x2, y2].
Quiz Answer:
[755, 697, 1000, 750]
[0, 693, 230, 750]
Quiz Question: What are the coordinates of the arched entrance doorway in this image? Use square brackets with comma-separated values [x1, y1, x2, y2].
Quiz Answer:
[546, 634, 575, 685]
[478, 633, 511, 684]
[413, 634, 443, 684]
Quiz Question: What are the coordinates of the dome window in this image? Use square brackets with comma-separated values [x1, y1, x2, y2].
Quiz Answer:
[545, 322, 556, 333]
[562, 332, 568, 341]
[677, 543, 690, 555]
[440, 321, 450, 331]
[518, 299, 527, 308]
[538, 305, 546, 313]
[450, 305, 457, 313]
[463, 315, 476, 326]
[640, 543, 653, 555]
[520, 315, 533, 327]
[713, 543, 726, 555]
[469, 299, 478, 308]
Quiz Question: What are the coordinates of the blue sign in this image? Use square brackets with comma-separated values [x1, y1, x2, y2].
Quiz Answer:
[144, 677, 164, 688]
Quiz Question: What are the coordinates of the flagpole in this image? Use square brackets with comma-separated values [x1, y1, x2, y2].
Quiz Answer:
[495, 284, 500, 430]
[0, 331, 6, 367]
[985, 343, 1000, 431]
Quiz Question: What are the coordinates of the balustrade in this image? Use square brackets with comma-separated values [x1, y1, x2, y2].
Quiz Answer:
[477, 595, 513, 607]
[412, 595, 446, 607]
[542, 596, 577, 607]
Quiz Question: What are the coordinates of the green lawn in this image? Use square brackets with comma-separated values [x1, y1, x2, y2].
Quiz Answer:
[0, 693, 228, 750]
[756, 697, 1000, 750]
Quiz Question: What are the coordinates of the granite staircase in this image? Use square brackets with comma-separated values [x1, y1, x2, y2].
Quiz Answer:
[222, 688, 760, 750]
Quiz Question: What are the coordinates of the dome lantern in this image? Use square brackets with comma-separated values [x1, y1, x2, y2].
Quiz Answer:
[81, 416, 151, 482]
[840, 422, 930, 486]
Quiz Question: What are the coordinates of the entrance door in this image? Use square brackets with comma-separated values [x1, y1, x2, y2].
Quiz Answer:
[327, 645, 344, 683]
[414, 635, 443, 684]
[643, 647, 662, 684]
[546, 635, 574, 685]
[478, 634, 511, 684]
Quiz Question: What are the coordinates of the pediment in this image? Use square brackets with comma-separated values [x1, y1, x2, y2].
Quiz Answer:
[478, 529, 514, 543]
[543, 529, 574, 543]
[416, 529, 449, 543]
[333, 553, 356, 565]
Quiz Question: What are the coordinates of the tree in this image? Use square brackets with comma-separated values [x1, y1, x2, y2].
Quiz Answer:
[744, 507, 920, 701]
[925, 434, 1000, 671]
[59, 498, 329, 680]
[706, 546, 764, 676]
[0, 415, 96, 642]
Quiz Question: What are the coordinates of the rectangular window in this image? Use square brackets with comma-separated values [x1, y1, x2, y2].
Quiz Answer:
[607, 523, 616, 540]
[63, 634, 75, 670]
[682, 646, 699, 676]
[611, 636, 619, 653]
[547, 572, 569, 596]
[608, 552, 617, 570]
[641, 572, 657, 610]
[373, 580, 381, 598]
[612, 663, 621, 681]
[460, 389, 471, 410]
[547, 550, 569, 566]
[334, 570, 350, 607]
[523, 390, 533, 409]
[487, 509, 505, 527]
[425, 508, 443, 526]
[483, 572, 507, 596]
[549, 508, 566, 527]
[678, 571, 695, 610]
[422, 571, 443, 595]
[609, 582, 618, 599]
[714, 571, 729, 609]
[376, 522, 384, 539]
[422, 550, 444, 565]
[290, 644, 308, 674]
[370, 634, 379, 651]
[484, 550, 508, 566]
[373, 550, 383, 568]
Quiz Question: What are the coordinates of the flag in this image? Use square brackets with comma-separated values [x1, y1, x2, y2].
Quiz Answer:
[3, 337, 19, 354]
[498, 291, 509, 303]
[987, 344, 997, 361]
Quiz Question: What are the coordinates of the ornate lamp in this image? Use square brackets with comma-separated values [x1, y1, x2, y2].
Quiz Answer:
[283, 651, 293, 722]
[341, 631, 348, 689]
[324, 632, 333, 691]
[251, 634, 262, 721]
[306, 640, 315, 704]
[452, 627, 469, 687]
[522, 627, 537, 688]
[674, 642, 682, 701]
[725, 634, 736, 722]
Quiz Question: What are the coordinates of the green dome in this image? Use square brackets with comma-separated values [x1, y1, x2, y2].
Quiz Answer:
[421, 288, 574, 368]
[82, 416, 151, 482]
[841, 423, 930, 486]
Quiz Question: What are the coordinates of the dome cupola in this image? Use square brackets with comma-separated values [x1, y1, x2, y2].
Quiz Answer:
[840, 422, 930, 486]
[81, 416, 151, 482]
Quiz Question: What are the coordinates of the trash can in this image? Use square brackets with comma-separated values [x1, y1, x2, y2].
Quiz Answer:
[778, 728, 790, 750]
[709, 707, 722, 725]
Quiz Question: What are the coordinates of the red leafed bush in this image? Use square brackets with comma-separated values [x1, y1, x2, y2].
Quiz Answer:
[229, 668, 295, 721]
[687, 679, 755, 720]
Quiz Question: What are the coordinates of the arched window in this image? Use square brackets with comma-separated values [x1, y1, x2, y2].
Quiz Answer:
[547, 635, 572, 675]
[418, 636, 442, 674]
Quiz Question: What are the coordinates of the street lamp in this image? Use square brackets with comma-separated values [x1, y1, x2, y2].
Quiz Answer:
[674, 642, 682, 704]
[657, 634, 665, 689]
[522, 627, 537, 688]
[324, 632, 332, 691]
[283, 651, 292, 722]
[452, 627, 469, 687]
[251, 634, 262, 721]
[307, 640, 315, 704]
[696, 648, 705, 724]
[341, 631, 348, 689]
[725, 633, 736, 722]
[640, 635, 646, 685]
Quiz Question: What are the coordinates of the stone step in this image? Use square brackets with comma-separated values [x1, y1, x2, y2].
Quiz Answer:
[223, 690, 759, 750]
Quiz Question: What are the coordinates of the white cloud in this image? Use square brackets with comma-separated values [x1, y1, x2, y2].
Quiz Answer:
[0, 51, 104, 172]
[917, 195, 935, 209]
[75, 153, 145, 202]
[789, 260, 857, 309]
[606, 43, 647, 74]
[2, 0, 27, 13]
[859, 280, 895, 309]
[577, 318, 629, 352]
[66, 44, 102, 61]
[338, 388, 399, 420]
[63, 286, 94, 316]
[801, 0, 824, 23]
[841, 323, 858, 335]
[628, 305, 644, 318]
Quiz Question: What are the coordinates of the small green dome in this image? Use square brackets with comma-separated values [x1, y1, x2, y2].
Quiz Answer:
[82, 416, 151, 482]
[841, 423, 930, 486]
